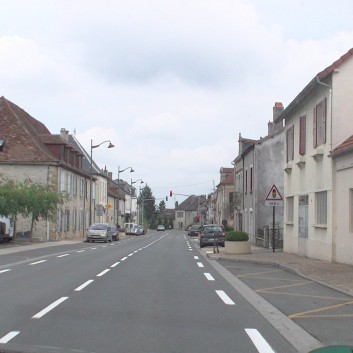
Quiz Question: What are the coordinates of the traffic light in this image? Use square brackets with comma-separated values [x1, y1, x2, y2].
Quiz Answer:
[170, 190, 172, 197]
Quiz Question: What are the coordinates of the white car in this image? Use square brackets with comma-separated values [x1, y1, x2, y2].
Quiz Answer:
[157, 225, 165, 231]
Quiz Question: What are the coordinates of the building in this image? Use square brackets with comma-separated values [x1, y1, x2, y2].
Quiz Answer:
[0, 97, 91, 241]
[274, 48, 353, 262]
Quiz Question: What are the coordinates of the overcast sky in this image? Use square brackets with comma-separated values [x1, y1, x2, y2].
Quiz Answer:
[1, 0, 353, 207]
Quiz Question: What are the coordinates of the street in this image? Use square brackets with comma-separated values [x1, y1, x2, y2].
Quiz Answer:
[0, 230, 313, 353]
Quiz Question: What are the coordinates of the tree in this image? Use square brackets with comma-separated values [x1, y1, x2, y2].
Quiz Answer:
[158, 200, 166, 213]
[138, 185, 156, 226]
[22, 181, 68, 240]
[0, 178, 67, 241]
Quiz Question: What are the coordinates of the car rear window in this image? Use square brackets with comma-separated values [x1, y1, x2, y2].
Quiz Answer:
[90, 224, 108, 230]
[204, 226, 223, 233]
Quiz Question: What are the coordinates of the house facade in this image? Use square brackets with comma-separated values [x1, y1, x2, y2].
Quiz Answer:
[0, 97, 91, 241]
[275, 48, 353, 262]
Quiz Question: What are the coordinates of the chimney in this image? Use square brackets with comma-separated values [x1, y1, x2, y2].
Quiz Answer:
[273, 102, 284, 131]
[108, 172, 112, 180]
[60, 128, 69, 141]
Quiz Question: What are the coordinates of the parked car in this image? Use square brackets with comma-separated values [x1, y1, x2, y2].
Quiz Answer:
[124, 223, 137, 235]
[199, 224, 225, 248]
[132, 226, 145, 236]
[189, 225, 201, 237]
[157, 224, 165, 231]
[87, 223, 114, 243]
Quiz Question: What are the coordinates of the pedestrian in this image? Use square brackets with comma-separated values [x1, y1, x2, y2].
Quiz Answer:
[213, 230, 219, 254]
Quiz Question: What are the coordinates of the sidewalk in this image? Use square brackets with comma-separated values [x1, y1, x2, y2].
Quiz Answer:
[201, 244, 353, 296]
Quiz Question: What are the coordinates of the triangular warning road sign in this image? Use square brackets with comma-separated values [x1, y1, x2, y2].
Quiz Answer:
[265, 184, 283, 201]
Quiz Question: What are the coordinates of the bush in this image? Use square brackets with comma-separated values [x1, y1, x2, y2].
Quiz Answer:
[225, 225, 234, 232]
[225, 231, 249, 242]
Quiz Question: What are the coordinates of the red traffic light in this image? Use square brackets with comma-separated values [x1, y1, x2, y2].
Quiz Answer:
[170, 190, 172, 197]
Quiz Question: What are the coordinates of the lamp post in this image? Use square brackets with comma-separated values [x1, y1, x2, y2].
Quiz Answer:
[89, 139, 114, 226]
[117, 166, 134, 226]
[130, 179, 144, 223]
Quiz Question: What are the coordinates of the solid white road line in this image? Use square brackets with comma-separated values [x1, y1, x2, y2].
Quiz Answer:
[75, 280, 94, 291]
[204, 273, 215, 281]
[245, 328, 276, 353]
[197, 262, 204, 268]
[215, 290, 235, 305]
[0, 269, 11, 274]
[57, 254, 69, 258]
[194, 256, 199, 259]
[121, 257, 128, 261]
[0, 331, 20, 343]
[111, 261, 120, 268]
[32, 297, 69, 319]
[97, 269, 110, 277]
[29, 260, 47, 265]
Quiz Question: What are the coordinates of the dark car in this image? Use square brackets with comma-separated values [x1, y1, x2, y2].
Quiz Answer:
[199, 224, 225, 248]
[188, 225, 201, 237]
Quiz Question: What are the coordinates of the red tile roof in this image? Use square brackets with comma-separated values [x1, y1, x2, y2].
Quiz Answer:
[332, 135, 353, 157]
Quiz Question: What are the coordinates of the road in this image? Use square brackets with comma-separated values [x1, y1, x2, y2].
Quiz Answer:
[0, 230, 318, 353]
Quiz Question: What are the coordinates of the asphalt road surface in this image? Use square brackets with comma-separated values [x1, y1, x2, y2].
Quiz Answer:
[0, 230, 318, 353]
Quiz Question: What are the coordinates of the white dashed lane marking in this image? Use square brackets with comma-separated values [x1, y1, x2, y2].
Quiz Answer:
[75, 280, 94, 292]
[97, 269, 110, 277]
[204, 273, 215, 281]
[0, 269, 11, 274]
[245, 328, 276, 353]
[0, 331, 20, 343]
[215, 290, 235, 305]
[197, 262, 204, 268]
[29, 260, 47, 265]
[57, 254, 69, 258]
[32, 297, 69, 319]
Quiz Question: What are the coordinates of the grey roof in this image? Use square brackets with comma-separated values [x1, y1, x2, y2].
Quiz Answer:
[176, 195, 200, 211]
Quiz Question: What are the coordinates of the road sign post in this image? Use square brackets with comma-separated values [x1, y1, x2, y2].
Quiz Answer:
[265, 185, 283, 252]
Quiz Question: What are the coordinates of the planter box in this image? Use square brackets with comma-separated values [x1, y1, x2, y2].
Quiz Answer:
[225, 241, 251, 254]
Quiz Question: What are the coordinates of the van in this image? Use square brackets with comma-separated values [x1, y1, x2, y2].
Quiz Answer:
[124, 223, 137, 235]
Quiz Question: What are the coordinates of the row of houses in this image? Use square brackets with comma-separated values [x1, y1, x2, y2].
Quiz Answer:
[175, 48, 353, 266]
[0, 96, 142, 241]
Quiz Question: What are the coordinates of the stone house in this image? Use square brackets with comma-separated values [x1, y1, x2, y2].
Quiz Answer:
[214, 167, 234, 228]
[274, 48, 353, 262]
[232, 103, 284, 244]
[0, 97, 91, 241]
[174, 195, 201, 230]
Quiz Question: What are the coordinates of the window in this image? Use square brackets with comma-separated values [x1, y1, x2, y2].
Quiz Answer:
[177, 211, 183, 218]
[286, 196, 294, 223]
[313, 98, 327, 148]
[315, 191, 327, 225]
[349, 189, 353, 233]
[286, 126, 294, 162]
[250, 166, 253, 192]
[60, 171, 66, 192]
[299, 115, 306, 155]
[245, 169, 248, 193]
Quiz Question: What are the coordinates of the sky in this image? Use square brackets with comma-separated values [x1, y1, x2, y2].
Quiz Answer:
[1, 0, 353, 207]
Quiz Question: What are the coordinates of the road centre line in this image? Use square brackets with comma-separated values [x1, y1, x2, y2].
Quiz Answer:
[0, 269, 11, 274]
[29, 260, 47, 265]
[97, 269, 110, 277]
[77, 250, 85, 253]
[215, 290, 235, 305]
[245, 328, 275, 353]
[111, 261, 120, 268]
[32, 297, 69, 319]
[204, 273, 215, 281]
[128, 253, 134, 256]
[194, 256, 199, 259]
[57, 254, 69, 258]
[0, 331, 20, 343]
[75, 280, 94, 291]
[197, 262, 204, 268]
[91, 247, 97, 249]
[121, 257, 128, 261]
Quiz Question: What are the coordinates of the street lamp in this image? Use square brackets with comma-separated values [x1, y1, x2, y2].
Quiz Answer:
[89, 139, 115, 225]
[130, 179, 144, 223]
[116, 166, 134, 226]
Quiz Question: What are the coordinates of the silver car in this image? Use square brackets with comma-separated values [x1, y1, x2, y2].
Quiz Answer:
[87, 223, 114, 243]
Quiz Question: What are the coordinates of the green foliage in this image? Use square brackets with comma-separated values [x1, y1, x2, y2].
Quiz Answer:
[225, 225, 234, 232]
[139, 185, 156, 224]
[225, 231, 249, 242]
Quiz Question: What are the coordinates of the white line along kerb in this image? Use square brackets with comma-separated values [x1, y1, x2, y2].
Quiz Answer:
[32, 297, 69, 319]
[245, 328, 276, 353]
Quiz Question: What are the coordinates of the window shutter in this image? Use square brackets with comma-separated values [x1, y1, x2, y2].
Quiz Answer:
[313, 107, 317, 148]
[291, 125, 294, 161]
[299, 115, 306, 155]
[322, 97, 327, 144]
[286, 129, 289, 162]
